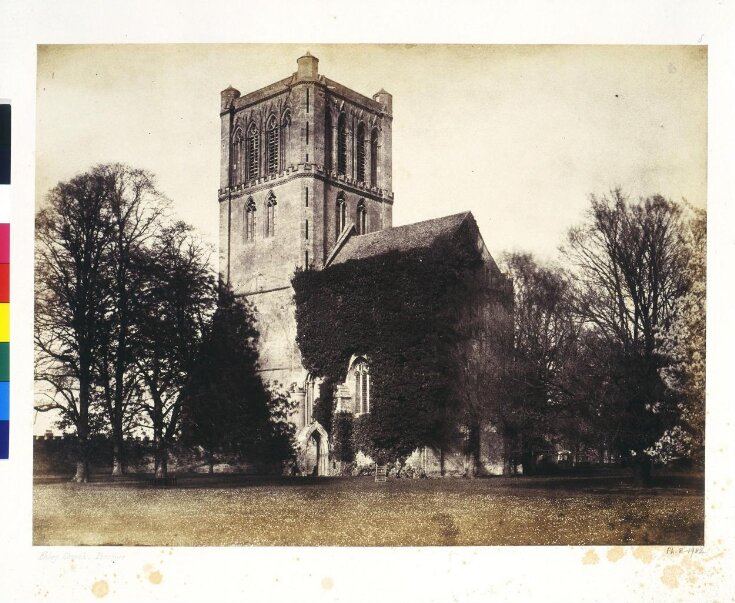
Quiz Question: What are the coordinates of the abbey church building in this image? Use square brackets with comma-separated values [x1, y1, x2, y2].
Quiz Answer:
[218, 53, 511, 476]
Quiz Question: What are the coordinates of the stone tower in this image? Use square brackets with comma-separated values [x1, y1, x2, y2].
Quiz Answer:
[218, 53, 393, 432]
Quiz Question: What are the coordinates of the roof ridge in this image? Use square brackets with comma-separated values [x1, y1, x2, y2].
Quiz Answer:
[330, 211, 475, 266]
[353, 211, 470, 239]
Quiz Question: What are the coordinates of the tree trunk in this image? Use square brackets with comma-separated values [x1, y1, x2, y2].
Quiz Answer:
[208, 450, 215, 474]
[467, 422, 482, 478]
[74, 361, 92, 483]
[520, 442, 536, 476]
[73, 460, 89, 483]
[439, 448, 446, 477]
[111, 433, 125, 476]
[155, 445, 168, 479]
[502, 433, 513, 476]
[72, 422, 90, 483]
[632, 454, 652, 486]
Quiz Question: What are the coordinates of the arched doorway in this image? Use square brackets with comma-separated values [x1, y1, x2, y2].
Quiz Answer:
[295, 421, 330, 476]
[304, 431, 322, 476]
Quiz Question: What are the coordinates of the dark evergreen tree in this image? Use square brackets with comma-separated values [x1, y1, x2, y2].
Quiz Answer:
[180, 285, 295, 471]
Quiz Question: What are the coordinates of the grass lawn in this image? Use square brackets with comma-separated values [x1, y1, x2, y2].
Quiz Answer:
[33, 472, 704, 546]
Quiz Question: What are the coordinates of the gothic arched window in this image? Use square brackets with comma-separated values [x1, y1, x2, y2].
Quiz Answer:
[304, 374, 317, 426]
[370, 128, 379, 186]
[244, 197, 256, 242]
[336, 193, 346, 238]
[354, 359, 370, 415]
[337, 113, 347, 176]
[246, 123, 260, 182]
[266, 115, 279, 175]
[357, 198, 367, 234]
[265, 191, 277, 238]
[232, 128, 243, 185]
[356, 123, 366, 182]
[325, 109, 333, 172]
[280, 109, 291, 170]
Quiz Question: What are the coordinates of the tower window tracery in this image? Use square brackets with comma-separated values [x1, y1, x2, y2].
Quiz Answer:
[336, 192, 346, 238]
[337, 112, 347, 176]
[370, 128, 379, 186]
[357, 198, 367, 234]
[356, 123, 366, 182]
[325, 110, 333, 172]
[266, 115, 279, 175]
[244, 197, 256, 242]
[265, 191, 277, 238]
[232, 128, 243, 185]
[353, 359, 370, 415]
[280, 109, 291, 170]
[246, 123, 260, 181]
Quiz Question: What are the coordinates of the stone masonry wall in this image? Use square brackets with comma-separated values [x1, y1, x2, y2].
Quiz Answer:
[218, 54, 395, 446]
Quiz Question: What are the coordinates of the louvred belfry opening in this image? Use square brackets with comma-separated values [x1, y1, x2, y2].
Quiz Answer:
[356, 123, 366, 182]
[337, 113, 347, 176]
[246, 123, 259, 181]
[267, 115, 279, 175]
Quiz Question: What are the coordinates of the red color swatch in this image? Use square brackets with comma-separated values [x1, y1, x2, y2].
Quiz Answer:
[0, 264, 7, 302]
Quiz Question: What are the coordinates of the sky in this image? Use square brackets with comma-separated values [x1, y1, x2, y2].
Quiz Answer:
[36, 44, 707, 266]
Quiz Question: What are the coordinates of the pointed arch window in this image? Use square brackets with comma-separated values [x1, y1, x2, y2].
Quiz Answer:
[266, 115, 279, 175]
[246, 123, 260, 182]
[305, 374, 318, 426]
[244, 197, 256, 242]
[280, 109, 291, 170]
[337, 112, 347, 176]
[325, 110, 333, 172]
[370, 128, 379, 186]
[265, 191, 277, 238]
[357, 198, 367, 234]
[232, 128, 243, 185]
[336, 193, 346, 238]
[354, 359, 370, 415]
[356, 123, 366, 183]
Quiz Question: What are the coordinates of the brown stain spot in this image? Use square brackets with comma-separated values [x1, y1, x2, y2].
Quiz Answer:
[661, 565, 684, 589]
[633, 547, 653, 563]
[681, 557, 703, 584]
[321, 577, 334, 591]
[607, 547, 625, 562]
[582, 549, 599, 565]
[149, 570, 163, 585]
[91, 580, 109, 598]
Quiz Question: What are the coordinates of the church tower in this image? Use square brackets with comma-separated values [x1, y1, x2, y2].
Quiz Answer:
[218, 53, 393, 431]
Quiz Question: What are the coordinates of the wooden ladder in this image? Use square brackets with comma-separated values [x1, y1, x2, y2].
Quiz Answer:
[375, 464, 387, 482]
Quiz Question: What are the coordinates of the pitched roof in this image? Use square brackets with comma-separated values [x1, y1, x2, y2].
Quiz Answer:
[330, 212, 472, 265]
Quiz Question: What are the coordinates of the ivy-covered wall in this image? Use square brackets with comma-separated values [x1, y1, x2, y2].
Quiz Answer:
[292, 217, 512, 462]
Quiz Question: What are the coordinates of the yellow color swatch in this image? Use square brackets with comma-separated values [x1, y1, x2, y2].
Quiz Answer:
[0, 303, 8, 342]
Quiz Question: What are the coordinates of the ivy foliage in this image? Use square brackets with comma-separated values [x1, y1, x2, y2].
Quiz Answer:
[292, 221, 505, 461]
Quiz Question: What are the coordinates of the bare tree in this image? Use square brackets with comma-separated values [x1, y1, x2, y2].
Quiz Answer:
[563, 189, 689, 483]
[35, 169, 114, 482]
[133, 222, 215, 478]
[498, 252, 582, 475]
[94, 164, 168, 475]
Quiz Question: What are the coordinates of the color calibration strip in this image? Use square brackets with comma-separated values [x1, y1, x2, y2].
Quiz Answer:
[0, 102, 9, 459]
